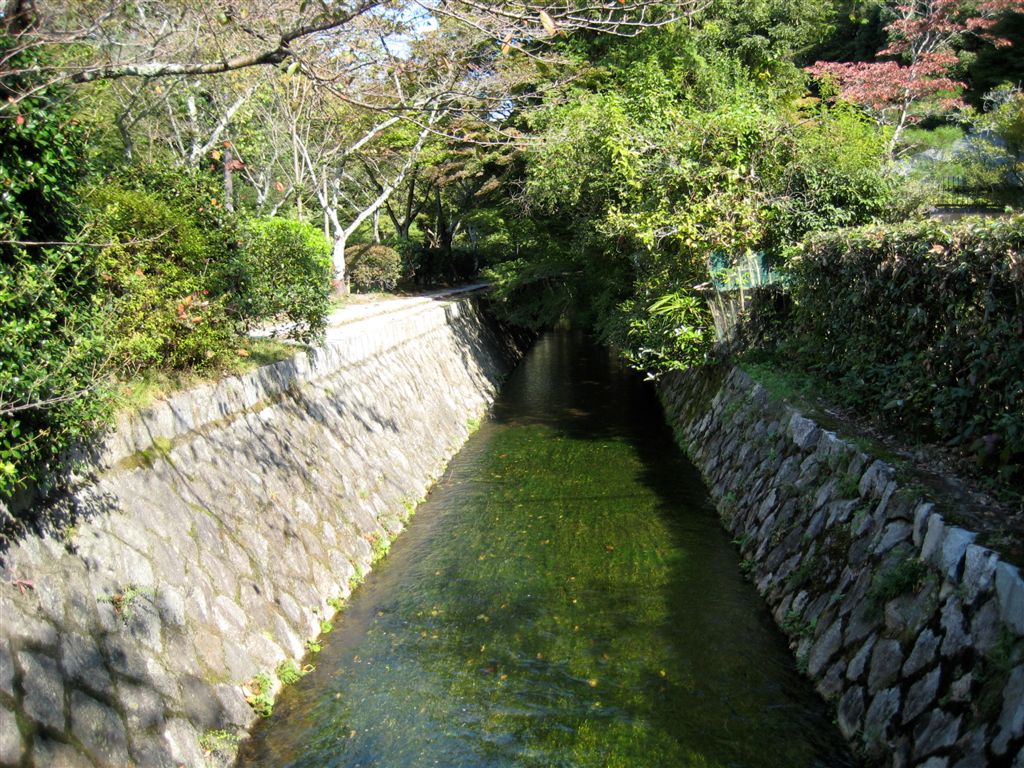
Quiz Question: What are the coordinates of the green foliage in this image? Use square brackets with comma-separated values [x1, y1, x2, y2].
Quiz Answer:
[246, 672, 275, 718]
[347, 244, 403, 292]
[615, 291, 715, 375]
[777, 217, 1024, 483]
[868, 557, 928, 606]
[97, 584, 156, 623]
[0, 40, 109, 501]
[199, 729, 240, 756]
[276, 659, 306, 685]
[485, 27, 896, 378]
[763, 102, 898, 252]
[86, 185, 236, 373]
[368, 531, 391, 563]
[235, 217, 332, 343]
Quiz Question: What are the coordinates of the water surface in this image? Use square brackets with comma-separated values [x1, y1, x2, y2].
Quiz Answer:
[237, 331, 855, 768]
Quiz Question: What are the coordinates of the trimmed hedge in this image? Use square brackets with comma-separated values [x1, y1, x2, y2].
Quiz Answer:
[347, 244, 403, 292]
[777, 216, 1024, 482]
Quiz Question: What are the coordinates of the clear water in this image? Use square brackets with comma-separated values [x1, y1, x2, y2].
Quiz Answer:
[236, 331, 856, 768]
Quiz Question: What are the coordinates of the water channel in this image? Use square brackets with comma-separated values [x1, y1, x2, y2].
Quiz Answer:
[236, 331, 856, 768]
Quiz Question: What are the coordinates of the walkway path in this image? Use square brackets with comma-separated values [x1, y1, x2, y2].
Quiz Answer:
[252, 283, 489, 342]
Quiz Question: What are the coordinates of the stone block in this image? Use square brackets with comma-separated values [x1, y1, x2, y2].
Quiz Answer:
[940, 598, 970, 658]
[868, 638, 904, 694]
[120, 680, 166, 732]
[70, 690, 130, 766]
[30, 738, 93, 768]
[837, 686, 865, 739]
[920, 514, 946, 566]
[912, 503, 935, 547]
[0, 642, 12, 698]
[807, 619, 844, 677]
[994, 562, 1024, 636]
[19, 651, 65, 732]
[863, 686, 901, 744]
[903, 666, 942, 725]
[788, 413, 822, 452]
[0, 706, 23, 765]
[859, 461, 894, 501]
[874, 522, 911, 556]
[163, 717, 206, 767]
[847, 635, 876, 683]
[939, 527, 975, 581]
[60, 632, 114, 698]
[913, 709, 961, 761]
[962, 545, 999, 604]
[993, 665, 1024, 755]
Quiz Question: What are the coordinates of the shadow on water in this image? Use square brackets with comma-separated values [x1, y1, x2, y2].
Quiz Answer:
[236, 330, 857, 768]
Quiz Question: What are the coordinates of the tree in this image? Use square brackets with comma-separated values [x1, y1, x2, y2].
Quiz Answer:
[806, 0, 1019, 151]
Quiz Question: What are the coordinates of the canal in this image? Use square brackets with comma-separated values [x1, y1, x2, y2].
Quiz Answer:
[236, 331, 855, 768]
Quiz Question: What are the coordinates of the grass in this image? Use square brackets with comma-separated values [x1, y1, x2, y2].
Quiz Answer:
[867, 557, 928, 607]
[368, 532, 391, 563]
[199, 729, 240, 755]
[276, 659, 307, 686]
[245, 671, 276, 718]
[114, 338, 299, 412]
[97, 584, 156, 623]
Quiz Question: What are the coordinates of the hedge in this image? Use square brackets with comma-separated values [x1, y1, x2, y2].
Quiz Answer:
[778, 216, 1023, 483]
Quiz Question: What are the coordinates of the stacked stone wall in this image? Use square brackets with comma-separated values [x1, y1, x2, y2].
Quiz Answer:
[660, 367, 1023, 768]
[0, 298, 524, 767]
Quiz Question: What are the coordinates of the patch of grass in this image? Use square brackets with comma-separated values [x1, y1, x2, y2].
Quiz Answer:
[114, 338, 299, 412]
[786, 554, 822, 592]
[400, 496, 418, 523]
[739, 359, 822, 405]
[348, 563, 365, 592]
[199, 729, 240, 755]
[327, 595, 347, 612]
[306, 638, 322, 654]
[466, 415, 483, 433]
[731, 532, 752, 549]
[368, 532, 391, 563]
[720, 399, 742, 423]
[97, 584, 156, 623]
[975, 630, 1020, 721]
[837, 474, 861, 499]
[867, 557, 928, 606]
[276, 659, 306, 686]
[245, 672, 275, 718]
[781, 610, 817, 639]
[320, 618, 334, 635]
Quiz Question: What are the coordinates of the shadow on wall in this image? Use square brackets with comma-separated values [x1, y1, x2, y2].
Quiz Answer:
[0, 299, 527, 767]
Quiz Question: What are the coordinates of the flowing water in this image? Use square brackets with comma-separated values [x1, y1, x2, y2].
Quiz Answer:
[236, 331, 856, 768]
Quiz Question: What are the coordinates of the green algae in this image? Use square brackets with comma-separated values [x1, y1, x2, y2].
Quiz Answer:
[238, 332, 855, 768]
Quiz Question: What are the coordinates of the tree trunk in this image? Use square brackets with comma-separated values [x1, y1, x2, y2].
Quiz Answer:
[332, 232, 349, 295]
[223, 147, 235, 212]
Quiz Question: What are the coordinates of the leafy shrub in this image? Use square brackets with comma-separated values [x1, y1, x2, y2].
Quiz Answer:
[87, 185, 235, 373]
[0, 43, 109, 502]
[775, 216, 1024, 483]
[763, 104, 899, 254]
[347, 244, 403, 292]
[235, 218, 332, 343]
[111, 163, 239, 260]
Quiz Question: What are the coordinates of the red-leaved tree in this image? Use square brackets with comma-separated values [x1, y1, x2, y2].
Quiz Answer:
[807, 0, 1019, 151]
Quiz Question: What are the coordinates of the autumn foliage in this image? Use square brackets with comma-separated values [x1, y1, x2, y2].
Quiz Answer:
[806, 0, 1020, 146]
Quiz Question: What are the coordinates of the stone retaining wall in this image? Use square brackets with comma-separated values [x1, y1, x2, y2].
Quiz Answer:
[0, 297, 524, 767]
[660, 366, 1023, 768]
